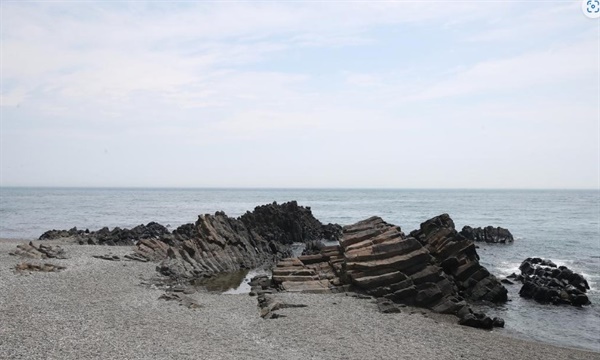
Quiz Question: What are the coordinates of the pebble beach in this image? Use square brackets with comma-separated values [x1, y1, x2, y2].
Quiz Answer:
[1, 240, 598, 360]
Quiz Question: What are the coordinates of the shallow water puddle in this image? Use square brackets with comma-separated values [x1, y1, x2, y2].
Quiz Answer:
[191, 269, 271, 294]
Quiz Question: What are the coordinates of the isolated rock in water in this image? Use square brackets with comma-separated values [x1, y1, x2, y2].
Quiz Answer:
[460, 226, 514, 244]
[517, 257, 591, 306]
[9, 242, 67, 259]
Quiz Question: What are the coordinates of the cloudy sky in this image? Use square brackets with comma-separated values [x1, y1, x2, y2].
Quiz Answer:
[1, 1, 598, 188]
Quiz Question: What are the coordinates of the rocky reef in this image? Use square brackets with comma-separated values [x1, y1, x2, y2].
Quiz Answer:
[509, 257, 591, 306]
[459, 225, 514, 244]
[39, 222, 171, 246]
[270, 215, 508, 329]
[128, 202, 340, 280]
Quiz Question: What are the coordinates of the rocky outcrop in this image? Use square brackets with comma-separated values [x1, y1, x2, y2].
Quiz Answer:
[39, 222, 171, 246]
[410, 214, 508, 303]
[271, 215, 507, 329]
[128, 202, 341, 281]
[9, 242, 67, 259]
[271, 245, 345, 294]
[460, 226, 514, 244]
[240, 201, 342, 244]
[516, 258, 591, 306]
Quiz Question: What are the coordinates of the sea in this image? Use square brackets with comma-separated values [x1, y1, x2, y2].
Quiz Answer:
[0, 187, 598, 351]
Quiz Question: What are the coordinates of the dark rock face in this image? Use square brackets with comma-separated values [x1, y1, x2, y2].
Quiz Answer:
[410, 214, 508, 303]
[460, 226, 514, 244]
[517, 258, 591, 306]
[39, 222, 171, 246]
[129, 202, 340, 280]
[240, 201, 342, 244]
[271, 215, 507, 329]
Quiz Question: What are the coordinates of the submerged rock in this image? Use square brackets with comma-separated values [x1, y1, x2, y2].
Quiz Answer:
[517, 257, 591, 306]
[459, 225, 514, 244]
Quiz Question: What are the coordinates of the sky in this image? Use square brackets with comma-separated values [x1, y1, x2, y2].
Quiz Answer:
[0, 1, 598, 189]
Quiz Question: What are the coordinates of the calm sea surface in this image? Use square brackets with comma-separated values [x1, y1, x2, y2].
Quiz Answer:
[1, 187, 598, 351]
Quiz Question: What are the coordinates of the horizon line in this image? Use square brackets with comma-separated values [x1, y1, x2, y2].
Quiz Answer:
[0, 185, 598, 191]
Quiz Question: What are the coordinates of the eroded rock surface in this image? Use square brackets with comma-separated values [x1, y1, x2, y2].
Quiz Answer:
[39, 222, 171, 246]
[517, 257, 591, 306]
[131, 202, 340, 281]
[460, 226, 514, 244]
[270, 215, 508, 329]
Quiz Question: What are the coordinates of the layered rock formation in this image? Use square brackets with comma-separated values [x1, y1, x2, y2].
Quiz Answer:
[410, 215, 508, 303]
[459, 226, 514, 244]
[515, 257, 591, 306]
[129, 202, 341, 280]
[271, 215, 508, 328]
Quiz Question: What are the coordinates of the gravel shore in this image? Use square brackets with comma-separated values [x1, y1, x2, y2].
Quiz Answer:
[1, 240, 598, 360]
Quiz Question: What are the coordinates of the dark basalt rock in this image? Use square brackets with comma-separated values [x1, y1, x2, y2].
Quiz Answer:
[410, 214, 508, 303]
[39, 222, 171, 246]
[517, 257, 591, 306]
[459, 225, 514, 244]
[240, 201, 342, 244]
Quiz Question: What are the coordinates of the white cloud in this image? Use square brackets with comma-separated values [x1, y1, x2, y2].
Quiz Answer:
[407, 39, 597, 101]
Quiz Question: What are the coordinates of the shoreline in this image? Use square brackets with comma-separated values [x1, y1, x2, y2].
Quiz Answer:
[1, 239, 598, 359]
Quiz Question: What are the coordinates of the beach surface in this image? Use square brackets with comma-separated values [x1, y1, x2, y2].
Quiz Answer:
[1, 239, 598, 360]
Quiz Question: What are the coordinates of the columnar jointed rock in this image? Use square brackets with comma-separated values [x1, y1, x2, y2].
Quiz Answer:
[517, 257, 591, 306]
[460, 226, 514, 244]
[129, 202, 341, 281]
[271, 215, 507, 329]
[341, 217, 472, 316]
[270, 245, 345, 294]
[410, 214, 508, 303]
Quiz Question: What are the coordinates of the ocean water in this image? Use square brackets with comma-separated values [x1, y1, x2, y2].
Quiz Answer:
[0, 187, 598, 351]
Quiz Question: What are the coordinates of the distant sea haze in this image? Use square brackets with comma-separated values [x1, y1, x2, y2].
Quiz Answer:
[1, 187, 598, 351]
